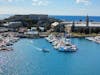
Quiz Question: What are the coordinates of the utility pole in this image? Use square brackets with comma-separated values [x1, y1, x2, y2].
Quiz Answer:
[86, 15, 89, 27]
[86, 15, 90, 34]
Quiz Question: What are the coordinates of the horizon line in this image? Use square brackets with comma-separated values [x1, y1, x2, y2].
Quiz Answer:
[0, 14, 100, 17]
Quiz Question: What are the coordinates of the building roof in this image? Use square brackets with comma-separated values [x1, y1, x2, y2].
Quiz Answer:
[31, 27, 37, 30]
[51, 22, 59, 26]
[25, 31, 39, 35]
[3, 22, 22, 26]
[0, 27, 8, 32]
[39, 27, 45, 31]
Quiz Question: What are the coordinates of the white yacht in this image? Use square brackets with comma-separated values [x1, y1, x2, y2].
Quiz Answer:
[45, 34, 77, 52]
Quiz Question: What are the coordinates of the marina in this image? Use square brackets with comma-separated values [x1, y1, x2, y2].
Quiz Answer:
[0, 32, 20, 51]
[0, 0, 100, 74]
[0, 38, 100, 75]
[45, 34, 77, 52]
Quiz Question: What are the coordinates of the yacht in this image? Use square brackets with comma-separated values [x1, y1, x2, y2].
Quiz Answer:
[45, 34, 77, 52]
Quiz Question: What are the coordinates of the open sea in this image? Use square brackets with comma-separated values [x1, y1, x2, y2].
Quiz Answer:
[0, 14, 100, 22]
[50, 15, 100, 22]
[0, 38, 100, 75]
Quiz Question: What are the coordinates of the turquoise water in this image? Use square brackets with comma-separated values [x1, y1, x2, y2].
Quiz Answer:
[0, 38, 100, 75]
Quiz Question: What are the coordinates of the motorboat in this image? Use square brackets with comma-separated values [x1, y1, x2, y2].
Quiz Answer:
[52, 40, 59, 46]
[42, 48, 50, 53]
[0, 46, 13, 51]
[45, 33, 78, 52]
[58, 45, 77, 52]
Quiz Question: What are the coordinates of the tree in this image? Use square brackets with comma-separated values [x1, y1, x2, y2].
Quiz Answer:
[71, 21, 75, 32]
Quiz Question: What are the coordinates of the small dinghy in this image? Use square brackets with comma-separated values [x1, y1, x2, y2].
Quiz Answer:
[42, 48, 50, 53]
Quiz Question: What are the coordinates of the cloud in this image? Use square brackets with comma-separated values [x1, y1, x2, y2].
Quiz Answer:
[5, 0, 13, 2]
[76, 0, 90, 5]
[0, 0, 24, 2]
[0, 0, 13, 2]
[32, 0, 50, 6]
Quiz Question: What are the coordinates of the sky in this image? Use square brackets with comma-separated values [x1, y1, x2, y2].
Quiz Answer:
[0, 0, 100, 16]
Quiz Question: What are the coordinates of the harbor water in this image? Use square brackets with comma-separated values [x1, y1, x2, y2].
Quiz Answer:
[0, 38, 100, 75]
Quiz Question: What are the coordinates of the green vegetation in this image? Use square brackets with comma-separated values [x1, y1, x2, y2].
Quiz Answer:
[22, 19, 38, 29]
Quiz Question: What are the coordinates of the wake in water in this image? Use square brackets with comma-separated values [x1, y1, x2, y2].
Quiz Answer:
[30, 40, 33, 43]
[29, 40, 50, 52]
[33, 46, 42, 51]
[29, 40, 42, 51]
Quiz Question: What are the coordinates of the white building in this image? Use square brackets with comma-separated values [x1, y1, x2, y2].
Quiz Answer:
[3, 22, 23, 28]
[62, 21, 100, 33]
[0, 27, 9, 32]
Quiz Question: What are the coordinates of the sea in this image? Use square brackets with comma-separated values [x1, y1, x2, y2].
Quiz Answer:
[50, 15, 100, 22]
[0, 38, 100, 75]
[0, 14, 100, 22]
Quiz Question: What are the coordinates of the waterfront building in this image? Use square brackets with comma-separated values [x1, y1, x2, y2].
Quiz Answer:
[61, 15, 100, 34]
[31, 27, 37, 31]
[39, 27, 45, 32]
[21, 26, 39, 38]
[18, 27, 28, 33]
[51, 22, 59, 27]
[3, 21, 23, 28]
[2, 21, 23, 32]
[64, 22, 100, 33]
[51, 22, 59, 32]
[25, 31, 39, 35]
[51, 22, 65, 32]
[0, 27, 9, 32]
